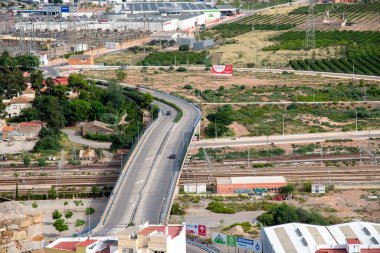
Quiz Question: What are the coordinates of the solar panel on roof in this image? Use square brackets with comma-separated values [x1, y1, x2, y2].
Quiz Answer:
[363, 227, 371, 236]
[372, 237, 379, 244]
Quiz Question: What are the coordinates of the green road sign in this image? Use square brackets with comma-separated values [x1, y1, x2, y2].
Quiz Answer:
[227, 235, 237, 247]
[212, 233, 227, 245]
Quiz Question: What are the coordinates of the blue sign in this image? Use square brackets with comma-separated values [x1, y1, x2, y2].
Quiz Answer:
[237, 237, 262, 253]
[61, 5, 70, 13]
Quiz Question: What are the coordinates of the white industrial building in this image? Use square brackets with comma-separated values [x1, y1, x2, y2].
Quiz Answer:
[261, 221, 380, 253]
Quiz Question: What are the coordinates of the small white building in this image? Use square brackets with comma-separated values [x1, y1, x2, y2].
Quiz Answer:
[4, 96, 33, 118]
[118, 223, 186, 253]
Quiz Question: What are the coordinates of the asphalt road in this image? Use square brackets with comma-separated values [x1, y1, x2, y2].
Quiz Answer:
[58, 65, 380, 82]
[62, 129, 111, 149]
[92, 91, 201, 236]
[192, 130, 380, 148]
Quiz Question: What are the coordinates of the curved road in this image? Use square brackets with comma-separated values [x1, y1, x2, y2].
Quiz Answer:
[92, 88, 201, 236]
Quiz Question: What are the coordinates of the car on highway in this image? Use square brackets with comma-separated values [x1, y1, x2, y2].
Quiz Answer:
[168, 153, 176, 159]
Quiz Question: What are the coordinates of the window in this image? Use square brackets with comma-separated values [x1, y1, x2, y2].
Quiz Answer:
[13, 105, 17, 109]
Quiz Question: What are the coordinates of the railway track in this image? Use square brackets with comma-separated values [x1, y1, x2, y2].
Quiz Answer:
[180, 164, 380, 183]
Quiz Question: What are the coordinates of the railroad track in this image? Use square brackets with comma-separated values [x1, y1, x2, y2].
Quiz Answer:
[0, 176, 118, 187]
[181, 165, 380, 183]
[0, 162, 119, 172]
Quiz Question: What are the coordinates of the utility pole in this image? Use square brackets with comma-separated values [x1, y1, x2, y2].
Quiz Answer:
[282, 115, 285, 136]
[355, 109, 358, 132]
[305, 0, 315, 51]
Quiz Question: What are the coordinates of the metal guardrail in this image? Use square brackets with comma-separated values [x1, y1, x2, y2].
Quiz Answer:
[130, 117, 175, 223]
[159, 101, 202, 223]
[75, 108, 161, 237]
[187, 240, 220, 253]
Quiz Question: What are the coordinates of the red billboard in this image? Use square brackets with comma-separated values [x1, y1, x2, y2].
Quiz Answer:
[211, 65, 233, 76]
[198, 224, 207, 236]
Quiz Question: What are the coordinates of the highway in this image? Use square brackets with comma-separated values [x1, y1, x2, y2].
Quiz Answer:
[92, 89, 201, 236]
[192, 130, 380, 148]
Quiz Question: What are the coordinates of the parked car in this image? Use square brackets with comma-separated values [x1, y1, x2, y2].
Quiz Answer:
[166, 111, 171, 116]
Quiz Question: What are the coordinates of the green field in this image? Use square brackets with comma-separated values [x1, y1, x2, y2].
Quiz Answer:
[289, 2, 380, 23]
[199, 81, 380, 103]
[241, 0, 292, 10]
[139, 51, 210, 66]
[263, 30, 380, 75]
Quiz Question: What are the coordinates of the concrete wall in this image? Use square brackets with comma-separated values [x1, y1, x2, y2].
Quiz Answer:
[216, 182, 287, 194]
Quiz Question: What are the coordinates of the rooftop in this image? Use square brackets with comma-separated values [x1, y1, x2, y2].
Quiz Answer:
[262, 222, 380, 253]
[69, 54, 93, 60]
[139, 225, 182, 239]
[2, 125, 15, 132]
[9, 96, 31, 104]
[52, 241, 78, 251]
[19, 121, 43, 127]
[77, 239, 98, 247]
[124, 2, 218, 13]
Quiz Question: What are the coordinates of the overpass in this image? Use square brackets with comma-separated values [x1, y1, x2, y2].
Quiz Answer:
[88, 87, 201, 236]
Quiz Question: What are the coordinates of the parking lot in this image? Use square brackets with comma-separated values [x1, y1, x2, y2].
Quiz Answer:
[0, 140, 36, 154]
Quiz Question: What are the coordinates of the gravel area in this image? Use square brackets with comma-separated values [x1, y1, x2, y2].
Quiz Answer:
[22, 198, 107, 242]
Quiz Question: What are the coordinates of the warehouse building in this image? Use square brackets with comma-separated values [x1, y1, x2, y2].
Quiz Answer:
[215, 176, 287, 195]
[261, 221, 380, 253]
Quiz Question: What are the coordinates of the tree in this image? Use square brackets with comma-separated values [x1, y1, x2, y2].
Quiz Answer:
[45, 77, 55, 89]
[204, 122, 229, 138]
[53, 219, 68, 234]
[64, 211, 73, 219]
[104, 82, 124, 110]
[12, 108, 39, 122]
[68, 99, 91, 123]
[30, 70, 44, 91]
[49, 186, 57, 199]
[85, 207, 95, 215]
[52, 210, 62, 219]
[34, 135, 62, 152]
[15, 54, 39, 69]
[0, 51, 17, 68]
[91, 185, 99, 197]
[68, 74, 88, 91]
[115, 70, 127, 81]
[89, 101, 106, 121]
[279, 183, 295, 194]
[0, 67, 26, 99]
[23, 155, 31, 167]
[34, 96, 65, 130]
[15, 183, 19, 200]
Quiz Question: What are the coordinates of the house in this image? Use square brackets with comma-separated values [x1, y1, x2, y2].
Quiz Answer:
[22, 88, 36, 100]
[82, 121, 115, 136]
[68, 54, 94, 65]
[17, 121, 43, 139]
[1, 125, 16, 141]
[45, 238, 118, 253]
[4, 96, 33, 118]
[118, 223, 186, 253]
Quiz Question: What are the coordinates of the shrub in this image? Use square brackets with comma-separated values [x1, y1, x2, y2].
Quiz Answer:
[207, 201, 236, 214]
[170, 202, 186, 215]
[179, 45, 190, 51]
[85, 207, 95, 215]
[183, 84, 193, 90]
[69, 160, 81, 165]
[32, 201, 38, 208]
[65, 211, 73, 219]
[75, 219, 85, 227]
[37, 157, 47, 166]
[23, 155, 31, 167]
[177, 67, 187, 72]
[52, 210, 62, 220]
